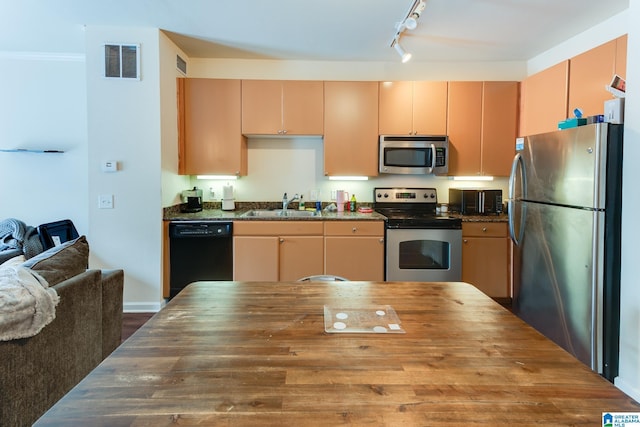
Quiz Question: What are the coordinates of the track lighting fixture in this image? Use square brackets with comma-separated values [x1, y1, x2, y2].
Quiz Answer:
[405, 0, 426, 29]
[390, 0, 426, 62]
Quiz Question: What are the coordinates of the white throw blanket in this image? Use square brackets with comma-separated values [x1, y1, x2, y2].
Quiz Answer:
[0, 266, 59, 341]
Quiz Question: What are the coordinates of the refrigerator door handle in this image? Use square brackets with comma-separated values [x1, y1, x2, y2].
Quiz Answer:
[508, 153, 525, 245]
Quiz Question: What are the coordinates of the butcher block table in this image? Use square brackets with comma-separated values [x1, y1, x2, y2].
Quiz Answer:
[36, 281, 639, 426]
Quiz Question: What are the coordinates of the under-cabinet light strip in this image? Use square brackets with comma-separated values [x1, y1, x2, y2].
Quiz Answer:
[328, 176, 369, 181]
[196, 175, 238, 180]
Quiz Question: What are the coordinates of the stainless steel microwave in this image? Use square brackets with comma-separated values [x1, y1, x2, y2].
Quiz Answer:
[379, 135, 449, 175]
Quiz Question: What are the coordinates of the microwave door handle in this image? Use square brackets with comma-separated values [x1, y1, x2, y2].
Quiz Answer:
[428, 144, 436, 174]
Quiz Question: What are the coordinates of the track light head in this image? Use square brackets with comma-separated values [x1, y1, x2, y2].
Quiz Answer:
[394, 41, 412, 63]
[404, 16, 418, 30]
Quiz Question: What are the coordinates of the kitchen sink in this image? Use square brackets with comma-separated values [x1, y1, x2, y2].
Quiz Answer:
[241, 209, 321, 218]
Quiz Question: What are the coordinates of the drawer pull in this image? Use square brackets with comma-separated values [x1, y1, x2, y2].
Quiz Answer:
[482, 227, 487, 232]
[352, 227, 357, 233]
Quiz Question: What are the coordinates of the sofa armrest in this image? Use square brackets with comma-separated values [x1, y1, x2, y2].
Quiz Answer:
[101, 269, 123, 358]
[0, 269, 103, 426]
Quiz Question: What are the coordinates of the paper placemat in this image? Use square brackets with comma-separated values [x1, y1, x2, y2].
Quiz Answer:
[324, 305, 405, 334]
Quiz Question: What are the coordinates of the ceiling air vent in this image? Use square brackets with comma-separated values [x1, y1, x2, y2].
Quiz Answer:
[177, 55, 187, 75]
[104, 43, 140, 80]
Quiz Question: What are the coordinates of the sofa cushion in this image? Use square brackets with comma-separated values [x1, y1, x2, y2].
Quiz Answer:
[21, 236, 89, 286]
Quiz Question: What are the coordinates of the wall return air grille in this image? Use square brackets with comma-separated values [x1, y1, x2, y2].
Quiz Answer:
[104, 43, 140, 80]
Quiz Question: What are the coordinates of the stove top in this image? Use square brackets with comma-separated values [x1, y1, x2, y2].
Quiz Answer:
[373, 187, 461, 229]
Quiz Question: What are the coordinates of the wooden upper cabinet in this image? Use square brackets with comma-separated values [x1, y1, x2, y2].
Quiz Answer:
[178, 78, 247, 176]
[282, 81, 324, 135]
[481, 82, 519, 176]
[378, 81, 447, 135]
[615, 35, 627, 79]
[241, 80, 323, 136]
[324, 81, 379, 176]
[519, 61, 569, 137]
[568, 39, 617, 117]
[447, 81, 483, 176]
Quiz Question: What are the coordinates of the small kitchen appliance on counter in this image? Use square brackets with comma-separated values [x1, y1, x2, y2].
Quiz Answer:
[222, 184, 235, 211]
[181, 187, 203, 213]
[449, 188, 503, 215]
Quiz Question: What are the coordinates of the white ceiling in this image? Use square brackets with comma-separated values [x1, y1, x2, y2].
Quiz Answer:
[0, 0, 629, 62]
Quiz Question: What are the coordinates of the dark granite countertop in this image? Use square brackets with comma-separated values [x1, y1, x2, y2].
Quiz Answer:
[164, 202, 386, 222]
[451, 213, 509, 223]
[164, 203, 507, 223]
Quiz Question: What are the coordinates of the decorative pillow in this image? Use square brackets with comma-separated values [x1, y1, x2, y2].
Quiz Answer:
[0, 254, 25, 268]
[21, 236, 89, 286]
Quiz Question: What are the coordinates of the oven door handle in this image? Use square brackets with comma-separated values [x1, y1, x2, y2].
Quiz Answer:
[428, 144, 436, 174]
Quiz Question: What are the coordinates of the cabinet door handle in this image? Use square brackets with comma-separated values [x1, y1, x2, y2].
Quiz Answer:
[279, 238, 285, 243]
[463, 239, 468, 243]
[379, 238, 384, 243]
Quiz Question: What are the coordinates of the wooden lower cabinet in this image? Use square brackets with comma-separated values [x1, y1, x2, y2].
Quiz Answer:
[461, 222, 511, 300]
[324, 221, 385, 281]
[233, 220, 385, 282]
[233, 221, 324, 281]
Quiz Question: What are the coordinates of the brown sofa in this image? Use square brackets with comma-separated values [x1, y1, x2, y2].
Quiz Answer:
[0, 237, 124, 427]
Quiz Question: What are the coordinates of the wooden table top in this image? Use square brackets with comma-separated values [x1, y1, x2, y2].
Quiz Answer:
[36, 281, 639, 426]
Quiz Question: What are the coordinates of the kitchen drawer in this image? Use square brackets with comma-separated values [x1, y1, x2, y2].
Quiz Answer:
[324, 221, 384, 236]
[462, 222, 507, 237]
[234, 221, 323, 236]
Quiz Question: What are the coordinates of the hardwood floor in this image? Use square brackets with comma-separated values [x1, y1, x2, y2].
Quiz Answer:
[121, 312, 154, 343]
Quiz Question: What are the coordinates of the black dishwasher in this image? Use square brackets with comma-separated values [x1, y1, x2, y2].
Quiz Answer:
[169, 222, 233, 299]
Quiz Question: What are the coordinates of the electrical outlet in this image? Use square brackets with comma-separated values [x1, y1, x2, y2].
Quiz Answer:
[98, 194, 114, 209]
[331, 190, 337, 200]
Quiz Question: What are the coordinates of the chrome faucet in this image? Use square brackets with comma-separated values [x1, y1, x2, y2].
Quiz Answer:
[282, 192, 299, 210]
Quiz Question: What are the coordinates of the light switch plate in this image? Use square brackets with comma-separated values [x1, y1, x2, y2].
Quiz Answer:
[98, 194, 114, 209]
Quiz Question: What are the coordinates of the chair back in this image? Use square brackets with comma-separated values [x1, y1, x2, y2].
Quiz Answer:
[297, 275, 348, 282]
[38, 219, 79, 250]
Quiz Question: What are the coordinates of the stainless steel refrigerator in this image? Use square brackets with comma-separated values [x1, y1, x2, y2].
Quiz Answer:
[508, 123, 623, 382]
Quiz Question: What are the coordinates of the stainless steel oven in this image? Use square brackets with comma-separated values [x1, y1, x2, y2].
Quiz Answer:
[374, 187, 462, 281]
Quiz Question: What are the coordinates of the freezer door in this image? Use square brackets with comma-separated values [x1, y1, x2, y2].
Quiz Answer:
[512, 201, 603, 371]
[521, 124, 609, 209]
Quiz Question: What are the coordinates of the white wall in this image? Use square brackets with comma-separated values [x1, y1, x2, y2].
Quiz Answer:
[616, 3, 640, 404]
[85, 27, 164, 312]
[189, 58, 527, 81]
[193, 137, 508, 206]
[0, 53, 88, 233]
[528, 11, 628, 74]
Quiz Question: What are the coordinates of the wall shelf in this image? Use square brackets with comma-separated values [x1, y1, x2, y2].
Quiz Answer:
[0, 149, 64, 153]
